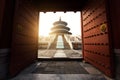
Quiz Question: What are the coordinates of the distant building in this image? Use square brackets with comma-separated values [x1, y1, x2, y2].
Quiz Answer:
[38, 18, 82, 50]
[38, 36, 50, 49]
[49, 17, 72, 49]
[70, 35, 82, 50]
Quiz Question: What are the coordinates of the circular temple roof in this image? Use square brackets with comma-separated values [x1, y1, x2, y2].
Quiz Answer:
[51, 26, 70, 31]
[49, 30, 72, 35]
[53, 17, 67, 26]
[50, 17, 72, 35]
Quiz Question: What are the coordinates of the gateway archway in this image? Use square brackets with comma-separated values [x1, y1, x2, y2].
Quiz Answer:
[1, 0, 118, 79]
[38, 12, 82, 59]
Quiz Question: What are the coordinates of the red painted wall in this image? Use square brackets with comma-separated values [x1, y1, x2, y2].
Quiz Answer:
[9, 0, 39, 77]
[0, 0, 15, 79]
[0, 0, 5, 34]
[108, 0, 120, 48]
[0, 0, 14, 48]
[107, 0, 120, 79]
[81, 0, 114, 77]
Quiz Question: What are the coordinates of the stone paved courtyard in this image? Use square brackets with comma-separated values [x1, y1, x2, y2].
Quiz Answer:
[10, 61, 111, 80]
[38, 49, 82, 58]
[32, 61, 89, 74]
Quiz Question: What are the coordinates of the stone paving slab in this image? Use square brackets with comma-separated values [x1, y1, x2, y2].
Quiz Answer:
[54, 50, 67, 58]
[38, 50, 56, 58]
[9, 61, 112, 80]
[38, 50, 82, 58]
[10, 74, 107, 80]
[32, 61, 89, 74]
[64, 50, 82, 58]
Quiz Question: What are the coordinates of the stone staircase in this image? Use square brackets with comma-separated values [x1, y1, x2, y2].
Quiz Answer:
[62, 35, 71, 49]
[49, 35, 71, 49]
[49, 36, 57, 49]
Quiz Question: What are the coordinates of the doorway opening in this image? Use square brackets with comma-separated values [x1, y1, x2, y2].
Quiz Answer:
[38, 11, 82, 59]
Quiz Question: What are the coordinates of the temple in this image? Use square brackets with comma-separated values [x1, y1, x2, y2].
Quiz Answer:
[49, 17, 72, 49]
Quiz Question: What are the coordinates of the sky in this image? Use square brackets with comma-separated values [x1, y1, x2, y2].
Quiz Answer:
[39, 12, 81, 37]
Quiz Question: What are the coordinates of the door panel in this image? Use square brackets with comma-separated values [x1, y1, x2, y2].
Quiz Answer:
[9, 0, 39, 77]
[81, 0, 114, 77]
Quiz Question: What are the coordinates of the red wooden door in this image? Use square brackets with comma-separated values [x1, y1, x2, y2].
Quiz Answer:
[81, 0, 114, 78]
[9, 0, 39, 77]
